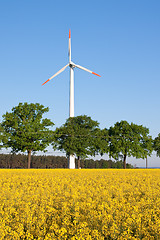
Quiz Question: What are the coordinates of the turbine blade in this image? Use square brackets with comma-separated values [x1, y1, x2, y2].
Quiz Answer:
[68, 29, 71, 62]
[75, 64, 101, 77]
[42, 64, 69, 86]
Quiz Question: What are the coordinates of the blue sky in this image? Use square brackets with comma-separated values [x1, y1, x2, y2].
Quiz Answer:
[0, 0, 160, 167]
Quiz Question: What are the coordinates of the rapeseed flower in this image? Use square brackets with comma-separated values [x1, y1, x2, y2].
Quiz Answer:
[0, 169, 160, 239]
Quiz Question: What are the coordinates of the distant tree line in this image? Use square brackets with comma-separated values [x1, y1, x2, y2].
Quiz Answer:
[0, 102, 160, 169]
[0, 154, 133, 169]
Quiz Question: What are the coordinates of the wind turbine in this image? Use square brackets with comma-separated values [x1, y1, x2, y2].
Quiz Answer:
[42, 30, 101, 169]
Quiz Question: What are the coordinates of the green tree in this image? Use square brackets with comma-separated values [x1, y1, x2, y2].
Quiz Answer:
[0, 123, 8, 149]
[102, 160, 109, 168]
[0, 124, 4, 148]
[91, 128, 109, 157]
[1, 102, 54, 168]
[52, 115, 100, 168]
[153, 134, 160, 157]
[109, 120, 153, 169]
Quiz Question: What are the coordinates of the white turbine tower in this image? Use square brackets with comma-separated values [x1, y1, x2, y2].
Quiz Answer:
[42, 30, 101, 169]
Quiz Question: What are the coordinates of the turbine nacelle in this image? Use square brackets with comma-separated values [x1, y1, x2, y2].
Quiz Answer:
[69, 61, 76, 68]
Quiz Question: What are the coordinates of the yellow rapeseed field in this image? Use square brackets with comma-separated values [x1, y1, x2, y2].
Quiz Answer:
[0, 169, 160, 240]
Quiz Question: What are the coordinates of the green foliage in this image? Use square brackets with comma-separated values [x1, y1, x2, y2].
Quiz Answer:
[94, 128, 109, 156]
[0, 124, 4, 148]
[0, 154, 134, 169]
[0, 154, 67, 169]
[1, 103, 54, 167]
[52, 115, 100, 158]
[153, 134, 160, 157]
[0, 123, 9, 149]
[0, 103, 155, 169]
[108, 120, 153, 168]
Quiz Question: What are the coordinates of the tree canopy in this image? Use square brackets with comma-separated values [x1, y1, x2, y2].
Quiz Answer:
[0, 124, 5, 149]
[52, 115, 100, 168]
[91, 128, 109, 157]
[108, 120, 153, 168]
[0, 102, 157, 169]
[1, 102, 54, 168]
[153, 134, 160, 157]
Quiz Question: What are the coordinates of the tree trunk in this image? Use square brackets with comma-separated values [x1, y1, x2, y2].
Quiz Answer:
[123, 154, 126, 169]
[78, 156, 80, 169]
[28, 150, 31, 169]
[146, 157, 148, 169]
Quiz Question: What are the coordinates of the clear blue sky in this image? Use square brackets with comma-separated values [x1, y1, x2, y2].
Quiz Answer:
[0, 0, 160, 167]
